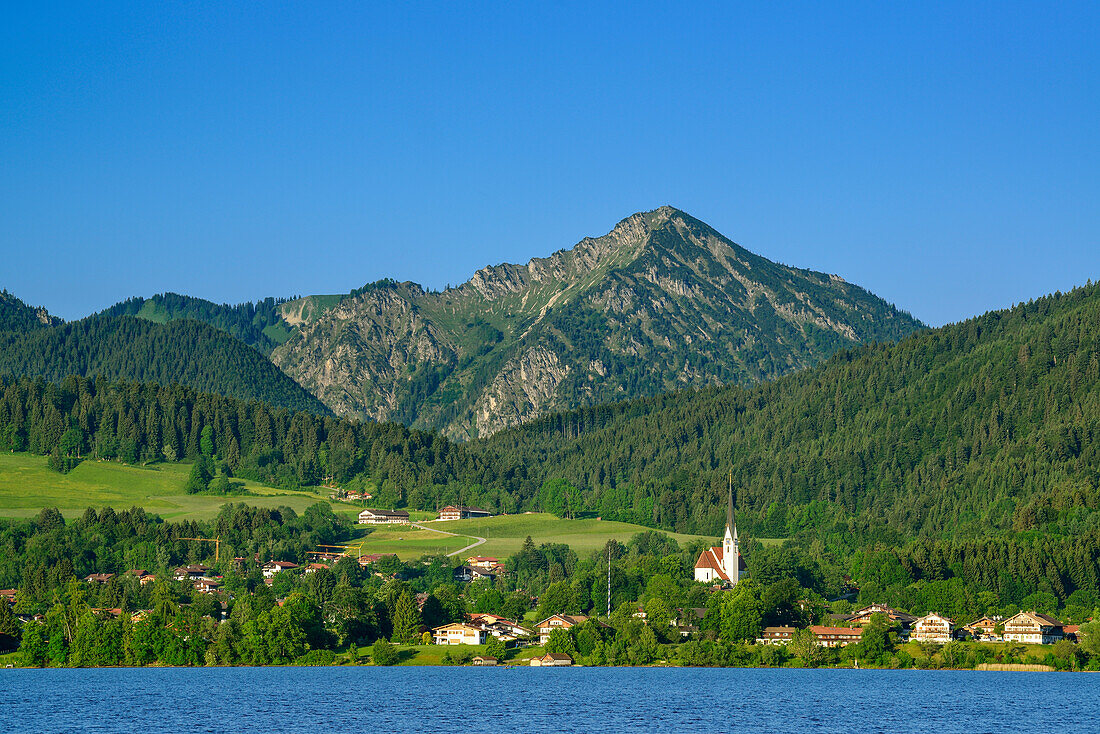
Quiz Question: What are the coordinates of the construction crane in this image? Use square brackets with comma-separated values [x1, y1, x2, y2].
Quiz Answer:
[179, 537, 221, 563]
[314, 543, 365, 560]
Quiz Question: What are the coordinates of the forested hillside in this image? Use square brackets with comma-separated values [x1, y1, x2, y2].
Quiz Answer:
[97, 293, 294, 354]
[480, 281, 1100, 540]
[5, 280, 1100, 544]
[0, 290, 62, 332]
[0, 316, 328, 414]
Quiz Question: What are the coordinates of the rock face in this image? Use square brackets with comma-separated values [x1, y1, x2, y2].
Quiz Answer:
[272, 207, 925, 438]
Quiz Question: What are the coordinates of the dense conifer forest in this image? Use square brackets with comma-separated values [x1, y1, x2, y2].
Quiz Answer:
[0, 315, 328, 414]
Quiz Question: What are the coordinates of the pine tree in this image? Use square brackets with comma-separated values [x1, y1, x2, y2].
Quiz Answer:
[391, 590, 421, 644]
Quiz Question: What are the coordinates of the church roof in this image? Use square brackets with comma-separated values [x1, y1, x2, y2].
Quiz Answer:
[693, 545, 747, 580]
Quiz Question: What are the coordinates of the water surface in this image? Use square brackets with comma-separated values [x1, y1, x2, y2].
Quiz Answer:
[2, 667, 1094, 733]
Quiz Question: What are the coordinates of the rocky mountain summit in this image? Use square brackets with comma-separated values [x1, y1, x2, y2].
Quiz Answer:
[271, 207, 925, 438]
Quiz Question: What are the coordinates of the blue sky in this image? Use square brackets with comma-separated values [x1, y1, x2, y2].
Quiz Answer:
[2, 2, 1097, 326]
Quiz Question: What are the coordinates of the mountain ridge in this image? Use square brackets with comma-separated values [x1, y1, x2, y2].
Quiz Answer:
[272, 207, 925, 438]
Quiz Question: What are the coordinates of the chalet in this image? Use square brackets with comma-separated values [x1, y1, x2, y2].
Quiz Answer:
[304, 563, 331, 574]
[469, 613, 533, 641]
[1003, 611, 1064, 644]
[962, 616, 1000, 642]
[437, 506, 492, 521]
[757, 626, 798, 645]
[911, 613, 954, 644]
[453, 565, 497, 583]
[671, 608, 707, 638]
[536, 614, 590, 645]
[432, 621, 491, 645]
[174, 565, 211, 581]
[126, 569, 157, 587]
[467, 556, 500, 570]
[358, 508, 410, 525]
[193, 578, 220, 594]
[808, 626, 863, 648]
[262, 560, 298, 578]
[694, 488, 746, 586]
[471, 656, 498, 666]
[845, 604, 918, 630]
[530, 652, 572, 667]
[1064, 625, 1080, 643]
[85, 573, 115, 584]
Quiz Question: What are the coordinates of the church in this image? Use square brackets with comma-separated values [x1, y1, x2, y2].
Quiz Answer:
[693, 486, 746, 585]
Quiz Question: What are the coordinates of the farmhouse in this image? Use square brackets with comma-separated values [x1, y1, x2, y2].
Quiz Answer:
[536, 614, 590, 644]
[530, 652, 572, 667]
[808, 626, 863, 648]
[911, 613, 954, 644]
[437, 506, 492, 521]
[1003, 611, 1064, 644]
[757, 626, 797, 645]
[694, 487, 746, 585]
[432, 621, 491, 645]
[961, 616, 999, 641]
[358, 508, 410, 525]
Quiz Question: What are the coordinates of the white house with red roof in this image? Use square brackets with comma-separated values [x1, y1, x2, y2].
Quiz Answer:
[694, 486, 746, 585]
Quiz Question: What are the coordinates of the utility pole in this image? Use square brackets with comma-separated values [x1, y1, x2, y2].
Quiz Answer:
[606, 543, 612, 618]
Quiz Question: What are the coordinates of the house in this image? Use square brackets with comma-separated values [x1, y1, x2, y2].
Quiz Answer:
[845, 603, 918, 630]
[1003, 611, 1064, 644]
[808, 626, 863, 648]
[467, 556, 500, 570]
[432, 621, 491, 645]
[437, 506, 492, 521]
[0, 589, 17, 605]
[453, 565, 497, 583]
[125, 569, 157, 587]
[469, 613, 533, 641]
[536, 614, 590, 645]
[262, 560, 298, 578]
[1064, 625, 1080, 643]
[911, 613, 954, 644]
[193, 578, 220, 594]
[757, 626, 798, 645]
[304, 563, 331, 574]
[962, 616, 1001, 642]
[530, 653, 572, 667]
[173, 565, 211, 581]
[472, 656, 498, 666]
[694, 487, 746, 586]
[85, 573, 115, 584]
[358, 508, 410, 525]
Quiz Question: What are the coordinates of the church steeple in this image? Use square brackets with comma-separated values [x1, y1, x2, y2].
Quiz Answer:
[723, 471, 739, 584]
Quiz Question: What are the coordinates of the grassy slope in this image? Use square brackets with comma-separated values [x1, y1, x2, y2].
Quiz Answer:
[355, 512, 711, 560]
[0, 453, 358, 522]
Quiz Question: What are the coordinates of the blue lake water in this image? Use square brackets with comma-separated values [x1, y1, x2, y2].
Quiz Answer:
[2, 666, 1096, 733]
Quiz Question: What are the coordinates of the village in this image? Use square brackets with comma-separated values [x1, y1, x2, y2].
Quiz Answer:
[4, 496, 1090, 671]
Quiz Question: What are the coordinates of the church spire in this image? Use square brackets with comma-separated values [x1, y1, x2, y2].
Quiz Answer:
[727, 471, 734, 534]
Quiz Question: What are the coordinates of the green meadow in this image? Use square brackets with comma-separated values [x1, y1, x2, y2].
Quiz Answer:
[355, 512, 713, 560]
[0, 452, 358, 522]
[0, 453, 718, 554]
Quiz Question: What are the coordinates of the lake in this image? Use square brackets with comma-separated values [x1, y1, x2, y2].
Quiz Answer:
[1, 666, 1095, 733]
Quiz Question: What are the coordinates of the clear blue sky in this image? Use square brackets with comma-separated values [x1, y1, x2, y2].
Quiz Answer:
[2, 2, 1097, 326]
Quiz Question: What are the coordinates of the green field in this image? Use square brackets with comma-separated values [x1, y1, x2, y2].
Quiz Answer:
[0, 452, 358, 522]
[355, 513, 713, 560]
